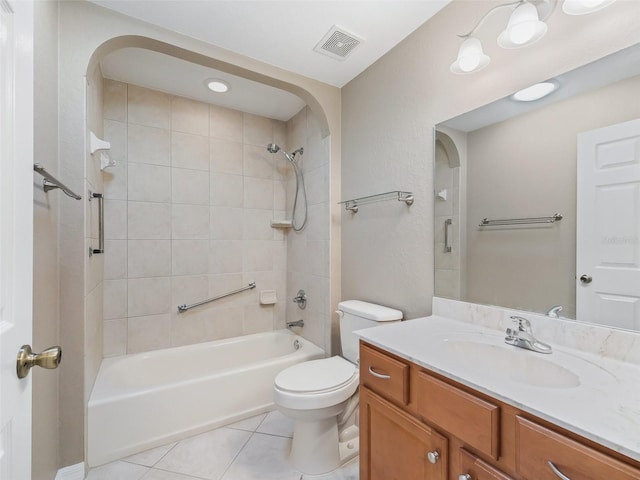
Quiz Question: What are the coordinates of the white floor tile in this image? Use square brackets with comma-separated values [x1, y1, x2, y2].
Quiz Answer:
[125, 442, 177, 467]
[86, 460, 149, 480]
[301, 458, 359, 480]
[142, 469, 202, 480]
[155, 427, 251, 480]
[226, 413, 267, 432]
[256, 410, 294, 438]
[220, 433, 300, 480]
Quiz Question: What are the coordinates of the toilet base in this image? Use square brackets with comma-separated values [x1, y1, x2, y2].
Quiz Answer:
[289, 417, 359, 475]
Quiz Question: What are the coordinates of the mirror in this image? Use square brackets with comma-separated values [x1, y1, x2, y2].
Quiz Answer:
[434, 42, 640, 331]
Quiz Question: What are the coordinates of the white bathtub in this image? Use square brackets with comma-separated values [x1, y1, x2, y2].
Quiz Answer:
[87, 330, 324, 466]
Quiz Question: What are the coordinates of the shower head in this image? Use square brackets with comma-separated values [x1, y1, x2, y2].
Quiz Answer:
[266, 143, 298, 163]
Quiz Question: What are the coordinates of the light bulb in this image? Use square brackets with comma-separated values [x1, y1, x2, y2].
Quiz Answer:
[511, 81, 558, 101]
[562, 0, 616, 14]
[509, 21, 537, 45]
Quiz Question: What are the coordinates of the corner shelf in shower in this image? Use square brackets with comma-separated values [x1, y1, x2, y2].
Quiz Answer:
[271, 220, 293, 229]
[339, 190, 414, 213]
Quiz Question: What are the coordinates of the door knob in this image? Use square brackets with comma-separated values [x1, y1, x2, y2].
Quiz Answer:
[579, 274, 592, 284]
[16, 345, 62, 379]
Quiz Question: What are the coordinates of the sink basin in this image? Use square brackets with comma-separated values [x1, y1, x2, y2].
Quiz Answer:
[434, 334, 581, 389]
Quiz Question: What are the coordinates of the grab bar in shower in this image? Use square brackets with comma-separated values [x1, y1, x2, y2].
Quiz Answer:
[178, 282, 256, 313]
[89, 191, 104, 256]
[33, 164, 82, 200]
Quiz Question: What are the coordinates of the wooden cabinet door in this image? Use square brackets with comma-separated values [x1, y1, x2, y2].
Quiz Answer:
[360, 386, 447, 480]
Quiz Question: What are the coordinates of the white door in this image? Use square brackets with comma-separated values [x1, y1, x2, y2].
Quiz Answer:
[0, 0, 34, 479]
[576, 119, 640, 329]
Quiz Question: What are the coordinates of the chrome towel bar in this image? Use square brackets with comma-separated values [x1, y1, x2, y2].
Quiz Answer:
[33, 164, 81, 200]
[89, 191, 104, 256]
[339, 190, 414, 213]
[479, 213, 563, 227]
[178, 282, 256, 313]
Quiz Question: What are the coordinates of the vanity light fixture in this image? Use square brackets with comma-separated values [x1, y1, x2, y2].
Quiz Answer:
[451, 0, 616, 74]
[562, 0, 616, 15]
[205, 78, 231, 93]
[511, 80, 559, 101]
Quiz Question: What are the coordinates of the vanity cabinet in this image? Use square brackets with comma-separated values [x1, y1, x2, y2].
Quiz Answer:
[359, 342, 640, 480]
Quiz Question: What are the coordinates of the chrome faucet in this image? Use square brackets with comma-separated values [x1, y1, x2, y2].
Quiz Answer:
[546, 305, 563, 318]
[505, 316, 552, 354]
[286, 319, 304, 329]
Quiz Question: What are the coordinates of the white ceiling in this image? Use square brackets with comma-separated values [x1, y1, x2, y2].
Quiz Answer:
[94, 1, 451, 121]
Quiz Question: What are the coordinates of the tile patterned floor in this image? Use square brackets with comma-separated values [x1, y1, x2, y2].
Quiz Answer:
[86, 411, 359, 480]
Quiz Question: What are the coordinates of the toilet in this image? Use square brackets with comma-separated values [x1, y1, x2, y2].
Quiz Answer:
[273, 300, 402, 474]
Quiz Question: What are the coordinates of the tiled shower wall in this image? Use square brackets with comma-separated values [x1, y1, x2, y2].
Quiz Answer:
[101, 79, 292, 356]
[285, 108, 331, 352]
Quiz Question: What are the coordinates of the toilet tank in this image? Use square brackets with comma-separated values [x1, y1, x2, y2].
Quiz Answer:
[338, 300, 403, 364]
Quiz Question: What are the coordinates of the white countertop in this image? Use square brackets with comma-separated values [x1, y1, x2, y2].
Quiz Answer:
[356, 315, 640, 462]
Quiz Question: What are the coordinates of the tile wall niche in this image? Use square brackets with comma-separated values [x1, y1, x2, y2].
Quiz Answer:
[101, 79, 302, 356]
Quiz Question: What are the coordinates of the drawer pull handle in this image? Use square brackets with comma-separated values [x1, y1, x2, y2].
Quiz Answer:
[459, 475, 472, 480]
[426, 451, 439, 464]
[368, 366, 391, 379]
[548, 461, 571, 480]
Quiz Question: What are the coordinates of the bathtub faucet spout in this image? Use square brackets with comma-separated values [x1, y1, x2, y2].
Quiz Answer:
[287, 320, 304, 329]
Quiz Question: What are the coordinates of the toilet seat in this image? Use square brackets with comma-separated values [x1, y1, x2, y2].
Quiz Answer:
[274, 356, 359, 410]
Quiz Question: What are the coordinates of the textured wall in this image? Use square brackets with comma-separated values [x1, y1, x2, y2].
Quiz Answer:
[341, 0, 640, 320]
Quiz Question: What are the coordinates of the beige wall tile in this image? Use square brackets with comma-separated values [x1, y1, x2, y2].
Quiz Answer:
[172, 96, 209, 136]
[128, 277, 172, 317]
[210, 138, 243, 175]
[243, 177, 273, 209]
[128, 314, 172, 353]
[243, 209, 273, 240]
[243, 240, 274, 272]
[210, 207, 243, 240]
[172, 239, 209, 275]
[103, 318, 127, 357]
[103, 155, 127, 200]
[128, 84, 171, 129]
[172, 274, 209, 310]
[209, 240, 243, 274]
[104, 279, 127, 320]
[103, 119, 127, 166]
[128, 240, 172, 278]
[104, 239, 127, 280]
[208, 273, 244, 308]
[128, 202, 171, 239]
[172, 132, 209, 171]
[243, 145, 273, 179]
[128, 124, 171, 166]
[128, 163, 171, 203]
[242, 305, 273, 335]
[104, 199, 127, 240]
[210, 104, 243, 142]
[103, 79, 127, 122]
[243, 113, 273, 147]
[172, 168, 209, 205]
[172, 204, 210, 239]
[211, 173, 243, 207]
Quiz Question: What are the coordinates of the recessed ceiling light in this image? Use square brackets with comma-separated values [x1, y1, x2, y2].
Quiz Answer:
[205, 79, 230, 93]
[511, 81, 558, 102]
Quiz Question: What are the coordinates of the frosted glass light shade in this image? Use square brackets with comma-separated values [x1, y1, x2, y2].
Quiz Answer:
[498, 2, 548, 49]
[450, 37, 490, 74]
[562, 0, 616, 14]
[511, 81, 558, 101]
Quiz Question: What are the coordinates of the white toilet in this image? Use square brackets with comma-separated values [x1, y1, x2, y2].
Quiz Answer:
[273, 300, 402, 474]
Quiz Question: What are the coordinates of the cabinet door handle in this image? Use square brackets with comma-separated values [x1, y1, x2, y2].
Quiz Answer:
[459, 475, 472, 480]
[548, 461, 571, 480]
[368, 366, 391, 379]
[426, 451, 439, 464]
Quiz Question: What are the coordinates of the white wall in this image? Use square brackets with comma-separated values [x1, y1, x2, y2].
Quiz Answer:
[341, 0, 640, 320]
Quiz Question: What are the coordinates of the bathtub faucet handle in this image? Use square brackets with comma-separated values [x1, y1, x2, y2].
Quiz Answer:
[292, 289, 307, 309]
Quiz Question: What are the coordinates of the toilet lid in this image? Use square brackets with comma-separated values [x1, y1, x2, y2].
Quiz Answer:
[275, 356, 357, 394]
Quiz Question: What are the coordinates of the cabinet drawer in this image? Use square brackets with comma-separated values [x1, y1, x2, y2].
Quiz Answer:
[360, 343, 409, 405]
[459, 449, 513, 480]
[516, 416, 640, 480]
[416, 371, 500, 459]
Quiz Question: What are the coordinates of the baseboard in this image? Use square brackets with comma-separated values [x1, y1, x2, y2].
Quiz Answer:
[55, 462, 85, 480]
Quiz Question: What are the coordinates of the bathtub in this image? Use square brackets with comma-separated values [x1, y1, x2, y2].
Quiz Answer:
[87, 330, 324, 466]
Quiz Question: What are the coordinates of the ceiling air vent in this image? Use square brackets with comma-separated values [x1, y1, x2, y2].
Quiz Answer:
[313, 25, 363, 61]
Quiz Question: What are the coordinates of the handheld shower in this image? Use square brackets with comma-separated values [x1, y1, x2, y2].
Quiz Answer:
[266, 143, 308, 231]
